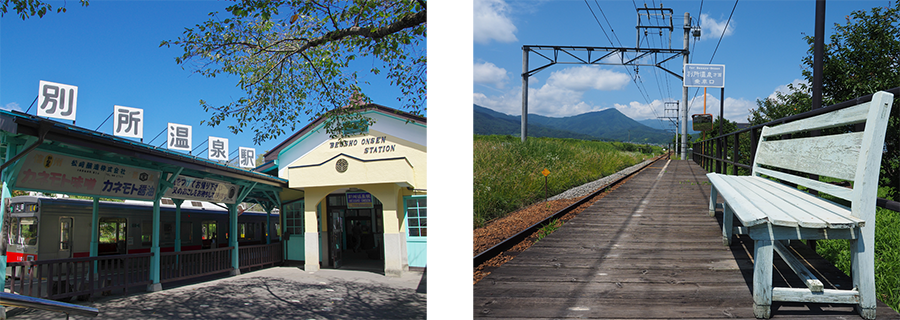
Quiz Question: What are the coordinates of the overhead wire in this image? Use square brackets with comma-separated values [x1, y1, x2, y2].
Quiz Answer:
[688, 0, 738, 120]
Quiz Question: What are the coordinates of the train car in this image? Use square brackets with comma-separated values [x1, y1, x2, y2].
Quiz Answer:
[5, 195, 280, 265]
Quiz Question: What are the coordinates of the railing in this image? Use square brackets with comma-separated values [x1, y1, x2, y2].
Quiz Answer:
[239, 242, 283, 270]
[0, 292, 98, 317]
[159, 247, 233, 283]
[692, 87, 900, 213]
[7, 253, 153, 301]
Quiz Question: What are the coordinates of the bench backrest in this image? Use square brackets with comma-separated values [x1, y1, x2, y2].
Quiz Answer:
[751, 91, 894, 220]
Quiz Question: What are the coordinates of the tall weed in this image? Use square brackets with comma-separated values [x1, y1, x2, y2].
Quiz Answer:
[473, 135, 661, 228]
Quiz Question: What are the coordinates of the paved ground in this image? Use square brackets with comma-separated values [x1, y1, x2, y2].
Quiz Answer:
[5, 267, 427, 320]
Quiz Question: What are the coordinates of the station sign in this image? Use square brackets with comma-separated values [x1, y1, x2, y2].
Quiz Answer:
[347, 192, 373, 209]
[114, 106, 143, 139]
[208, 136, 229, 161]
[164, 176, 240, 204]
[239, 147, 256, 168]
[15, 151, 161, 200]
[167, 123, 192, 152]
[37, 81, 78, 121]
[683, 64, 725, 88]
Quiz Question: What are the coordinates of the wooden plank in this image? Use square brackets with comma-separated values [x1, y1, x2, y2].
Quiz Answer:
[753, 167, 854, 201]
[756, 132, 863, 181]
[747, 223, 858, 241]
[772, 288, 860, 304]
[746, 176, 861, 227]
[773, 241, 823, 292]
[706, 173, 768, 227]
[762, 101, 869, 137]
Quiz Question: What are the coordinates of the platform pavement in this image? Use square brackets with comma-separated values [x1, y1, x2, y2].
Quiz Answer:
[5, 267, 426, 320]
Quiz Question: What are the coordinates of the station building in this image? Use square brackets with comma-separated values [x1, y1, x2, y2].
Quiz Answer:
[256, 104, 426, 276]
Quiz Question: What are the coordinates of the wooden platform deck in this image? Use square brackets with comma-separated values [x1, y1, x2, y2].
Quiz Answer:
[473, 160, 900, 319]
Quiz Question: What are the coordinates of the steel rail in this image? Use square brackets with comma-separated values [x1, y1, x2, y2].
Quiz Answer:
[474, 154, 666, 267]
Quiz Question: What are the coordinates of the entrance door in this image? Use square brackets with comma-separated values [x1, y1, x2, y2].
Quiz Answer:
[328, 210, 343, 268]
[58, 217, 73, 259]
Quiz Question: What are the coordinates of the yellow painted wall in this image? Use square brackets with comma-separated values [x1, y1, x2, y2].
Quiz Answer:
[287, 130, 426, 191]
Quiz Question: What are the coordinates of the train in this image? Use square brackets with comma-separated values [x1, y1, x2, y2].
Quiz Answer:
[5, 195, 280, 264]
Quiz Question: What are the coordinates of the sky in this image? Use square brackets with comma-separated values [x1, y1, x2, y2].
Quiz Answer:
[473, 0, 894, 131]
[0, 0, 416, 161]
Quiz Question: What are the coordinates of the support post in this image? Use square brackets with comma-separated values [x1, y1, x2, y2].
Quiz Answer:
[148, 198, 162, 291]
[521, 47, 529, 142]
[91, 197, 99, 271]
[681, 12, 690, 160]
[229, 203, 240, 276]
[174, 199, 183, 253]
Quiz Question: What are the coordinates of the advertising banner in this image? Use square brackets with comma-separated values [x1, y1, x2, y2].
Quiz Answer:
[15, 151, 161, 200]
[164, 176, 240, 204]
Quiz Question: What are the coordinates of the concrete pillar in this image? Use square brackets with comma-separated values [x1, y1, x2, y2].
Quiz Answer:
[229, 203, 240, 276]
[303, 188, 328, 272]
[148, 199, 162, 292]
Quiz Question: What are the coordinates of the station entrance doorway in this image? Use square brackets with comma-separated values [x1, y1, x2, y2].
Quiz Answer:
[325, 193, 384, 272]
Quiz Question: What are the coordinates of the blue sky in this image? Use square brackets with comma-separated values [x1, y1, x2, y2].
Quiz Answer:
[473, 0, 892, 130]
[1, 0, 415, 160]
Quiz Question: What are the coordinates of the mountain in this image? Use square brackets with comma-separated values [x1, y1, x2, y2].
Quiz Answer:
[474, 105, 598, 140]
[638, 119, 701, 135]
[474, 105, 673, 144]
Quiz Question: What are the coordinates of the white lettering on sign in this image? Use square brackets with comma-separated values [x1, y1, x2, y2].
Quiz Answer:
[37, 80, 78, 121]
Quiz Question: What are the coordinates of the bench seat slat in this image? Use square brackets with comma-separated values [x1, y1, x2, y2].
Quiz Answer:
[756, 132, 863, 181]
[745, 177, 862, 228]
[706, 173, 769, 227]
[707, 174, 862, 229]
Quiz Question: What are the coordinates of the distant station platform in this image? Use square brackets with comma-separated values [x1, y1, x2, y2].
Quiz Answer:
[473, 160, 899, 319]
[6, 267, 426, 320]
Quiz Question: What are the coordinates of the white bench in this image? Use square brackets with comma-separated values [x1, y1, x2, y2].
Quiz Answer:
[706, 91, 894, 319]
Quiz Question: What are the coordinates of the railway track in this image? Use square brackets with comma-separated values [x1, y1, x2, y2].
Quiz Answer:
[473, 153, 668, 269]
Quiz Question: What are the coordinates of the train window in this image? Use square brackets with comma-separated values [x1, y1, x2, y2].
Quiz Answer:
[60, 218, 72, 250]
[201, 221, 217, 240]
[161, 199, 174, 205]
[275, 223, 281, 237]
[10, 217, 38, 246]
[162, 222, 175, 244]
[405, 196, 427, 237]
[181, 222, 192, 243]
[99, 218, 127, 244]
[141, 220, 152, 246]
[191, 201, 203, 207]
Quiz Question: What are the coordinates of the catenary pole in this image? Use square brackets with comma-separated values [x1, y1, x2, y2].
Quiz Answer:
[681, 12, 690, 160]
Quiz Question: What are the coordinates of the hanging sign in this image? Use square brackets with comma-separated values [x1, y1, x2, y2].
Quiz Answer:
[15, 151, 161, 200]
[683, 64, 725, 88]
[239, 147, 256, 168]
[164, 176, 240, 204]
[167, 123, 192, 152]
[208, 136, 229, 161]
[346, 192, 373, 209]
[114, 106, 143, 139]
[37, 80, 78, 121]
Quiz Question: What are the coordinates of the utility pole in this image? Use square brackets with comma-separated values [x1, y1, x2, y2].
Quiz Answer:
[659, 100, 680, 153]
[681, 12, 690, 160]
[520, 5, 689, 143]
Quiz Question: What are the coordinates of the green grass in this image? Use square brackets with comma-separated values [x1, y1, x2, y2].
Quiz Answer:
[815, 187, 900, 312]
[473, 135, 662, 228]
[535, 218, 562, 242]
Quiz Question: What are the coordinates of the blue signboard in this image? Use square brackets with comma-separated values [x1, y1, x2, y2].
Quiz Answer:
[347, 192, 373, 209]
[684, 64, 725, 88]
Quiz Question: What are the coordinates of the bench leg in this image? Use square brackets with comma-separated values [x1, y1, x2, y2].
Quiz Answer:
[851, 230, 876, 319]
[709, 186, 718, 217]
[722, 203, 733, 246]
[753, 240, 773, 319]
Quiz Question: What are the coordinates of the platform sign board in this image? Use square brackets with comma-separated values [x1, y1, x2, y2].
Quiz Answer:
[164, 176, 240, 204]
[15, 151, 161, 200]
[208, 136, 229, 161]
[167, 123, 192, 152]
[683, 64, 725, 88]
[347, 192, 373, 209]
[37, 81, 78, 121]
[239, 147, 256, 169]
[114, 106, 143, 139]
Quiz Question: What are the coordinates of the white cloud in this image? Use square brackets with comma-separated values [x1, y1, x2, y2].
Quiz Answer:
[767, 79, 809, 101]
[685, 93, 754, 123]
[614, 100, 668, 121]
[473, 0, 518, 44]
[700, 13, 735, 41]
[546, 66, 630, 92]
[2, 102, 21, 112]
[473, 61, 509, 89]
